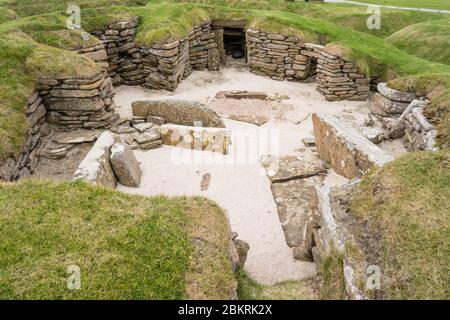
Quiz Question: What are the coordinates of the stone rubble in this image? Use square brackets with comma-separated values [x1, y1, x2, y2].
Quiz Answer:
[368, 83, 437, 151]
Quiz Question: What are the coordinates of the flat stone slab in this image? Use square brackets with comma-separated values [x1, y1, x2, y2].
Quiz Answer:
[228, 114, 269, 126]
[377, 83, 415, 103]
[312, 113, 394, 179]
[271, 176, 324, 248]
[262, 149, 327, 183]
[52, 129, 101, 144]
[215, 90, 268, 100]
[370, 93, 410, 116]
[72, 131, 117, 188]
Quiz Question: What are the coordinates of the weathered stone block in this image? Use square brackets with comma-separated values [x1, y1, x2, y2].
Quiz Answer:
[132, 100, 224, 128]
[312, 113, 393, 179]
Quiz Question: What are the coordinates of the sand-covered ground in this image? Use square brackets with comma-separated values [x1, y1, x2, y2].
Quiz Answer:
[114, 65, 406, 285]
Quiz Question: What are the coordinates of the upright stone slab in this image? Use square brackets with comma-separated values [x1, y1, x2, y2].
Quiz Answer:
[110, 142, 142, 187]
[72, 131, 117, 188]
[312, 113, 393, 179]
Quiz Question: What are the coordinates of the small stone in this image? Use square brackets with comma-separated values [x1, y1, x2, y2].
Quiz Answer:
[302, 137, 316, 147]
[201, 173, 211, 191]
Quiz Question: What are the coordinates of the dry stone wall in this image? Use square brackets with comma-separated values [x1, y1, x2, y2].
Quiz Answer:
[91, 18, 141, 86]
[37, 69, 118, 131]
[315, 46, 370, 101]
[91, 19, 220, 91]
[0, 92, 50, 181]
[246, 29, 369, 101]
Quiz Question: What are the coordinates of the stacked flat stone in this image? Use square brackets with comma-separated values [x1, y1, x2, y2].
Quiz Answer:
[0, 92, 50, 181]
[142, 39, 190, 91]
[91, 18, 140, 86]
[76, 43, 108, 64]
[246, 28, 311, 81]
[37, 70, 119, 131]
[189, 22, 219, 71]
[246, 29, 369, 101]
[315, 48, 370, 101]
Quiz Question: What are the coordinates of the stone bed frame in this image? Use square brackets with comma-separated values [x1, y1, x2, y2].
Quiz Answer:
[0, 17, 435, 181]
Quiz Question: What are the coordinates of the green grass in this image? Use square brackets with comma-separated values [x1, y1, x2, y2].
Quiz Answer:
[386, 19, 450, 65]
[237, 270, 317, 300]
[0, 6, 15, 23]
[0, 0, 449, 165]
[318, 250, 346, 300]
[0, 180, 236, 299]
[349, 150, 450, 299]
[351, 0, 450, 10]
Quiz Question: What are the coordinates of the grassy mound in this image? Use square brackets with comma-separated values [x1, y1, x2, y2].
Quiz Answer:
[347, 151, 450, 299]
[0, 1, 449, 164]
[386, 20, 450, 65]
[0, 180, 236, 299]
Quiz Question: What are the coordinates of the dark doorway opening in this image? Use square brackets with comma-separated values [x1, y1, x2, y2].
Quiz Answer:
[223, 27, 246, 61]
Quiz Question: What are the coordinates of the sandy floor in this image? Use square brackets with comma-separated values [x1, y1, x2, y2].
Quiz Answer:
[114, 66, 404, 285]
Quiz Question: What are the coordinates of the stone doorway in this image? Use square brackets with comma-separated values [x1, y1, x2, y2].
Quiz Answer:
[223, 27, 246, 61]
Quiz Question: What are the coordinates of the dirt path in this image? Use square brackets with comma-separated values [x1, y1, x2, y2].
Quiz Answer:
[114, 66, 404, 285]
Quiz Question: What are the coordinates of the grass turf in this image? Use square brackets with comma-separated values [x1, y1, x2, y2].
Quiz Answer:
[386, 19, 450, 65]
[0, 0, 448, 167]
[348, 150, 450, 299]
[0, 180, 236, 299]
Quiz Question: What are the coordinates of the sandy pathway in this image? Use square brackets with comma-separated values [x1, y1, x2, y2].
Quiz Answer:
[114, 66, 403, 285]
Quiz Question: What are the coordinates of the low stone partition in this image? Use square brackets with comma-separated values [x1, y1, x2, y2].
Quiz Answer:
[37, 70, 118, 131]
[132, 100, 225, 128]
[369, 83, 437, 151]
[312, 113, 393, 179]
[160, 124, 231, 154]
[0, 92, 50, 181]
[246, 29, 369, 101]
